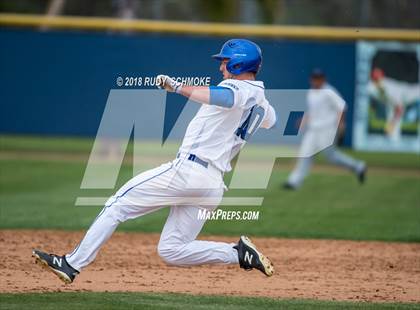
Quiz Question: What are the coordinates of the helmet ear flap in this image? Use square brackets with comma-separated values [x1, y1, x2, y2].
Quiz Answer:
[226, 59, 244, 75]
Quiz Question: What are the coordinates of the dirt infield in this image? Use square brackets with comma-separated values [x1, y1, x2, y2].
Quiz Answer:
[1, 230, 419, 303]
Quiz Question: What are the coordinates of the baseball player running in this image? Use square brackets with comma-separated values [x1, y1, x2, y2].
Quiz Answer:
[33, 39, 276, 283]
[284, 69, 367, 190]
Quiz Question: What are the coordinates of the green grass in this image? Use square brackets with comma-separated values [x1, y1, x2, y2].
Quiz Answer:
[1, 134, 419, 169]
[1, 135, 419, 242]
[0, 292, 418, 310]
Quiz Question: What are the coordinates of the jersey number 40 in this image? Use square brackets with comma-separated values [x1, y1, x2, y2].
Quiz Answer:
[235, 105, 265, 141]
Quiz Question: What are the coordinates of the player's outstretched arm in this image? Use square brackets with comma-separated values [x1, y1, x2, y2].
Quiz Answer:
[156, 74, 234, 108]
[156, 74, 209, 104]
[179, 85, 210, 105]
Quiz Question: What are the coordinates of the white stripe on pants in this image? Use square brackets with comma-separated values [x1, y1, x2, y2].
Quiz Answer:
[66, 157, 238, 271]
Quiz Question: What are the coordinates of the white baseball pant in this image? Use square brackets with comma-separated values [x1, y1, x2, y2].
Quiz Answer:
[66, 155, 239, 271]
[288, 128, 365, 187]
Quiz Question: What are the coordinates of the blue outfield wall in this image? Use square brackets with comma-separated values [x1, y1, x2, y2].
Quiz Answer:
[0, 28, 356, 146]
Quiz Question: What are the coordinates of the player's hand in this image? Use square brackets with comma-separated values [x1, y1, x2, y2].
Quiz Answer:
[156, 75, 182, 93]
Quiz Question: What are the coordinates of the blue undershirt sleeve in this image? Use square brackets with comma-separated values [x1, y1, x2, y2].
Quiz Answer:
[209, 86, 234, 108]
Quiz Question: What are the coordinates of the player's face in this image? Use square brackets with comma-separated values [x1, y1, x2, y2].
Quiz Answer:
[219, 59, 232, 80]
[310, 77, 325, 89]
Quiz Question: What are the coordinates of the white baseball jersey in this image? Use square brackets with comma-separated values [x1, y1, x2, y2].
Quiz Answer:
[306, 83, 345, 130]
[178, 79, 276, 172]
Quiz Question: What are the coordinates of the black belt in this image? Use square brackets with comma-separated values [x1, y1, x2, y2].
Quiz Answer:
[177, 153, 208, 168]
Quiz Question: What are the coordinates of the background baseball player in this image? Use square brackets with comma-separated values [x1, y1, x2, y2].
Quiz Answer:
[33, 39, 277, 283]
[284, 69, 367, 190]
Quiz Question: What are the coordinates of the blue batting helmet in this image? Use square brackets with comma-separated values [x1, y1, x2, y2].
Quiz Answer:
[212, 39, 262, 75]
